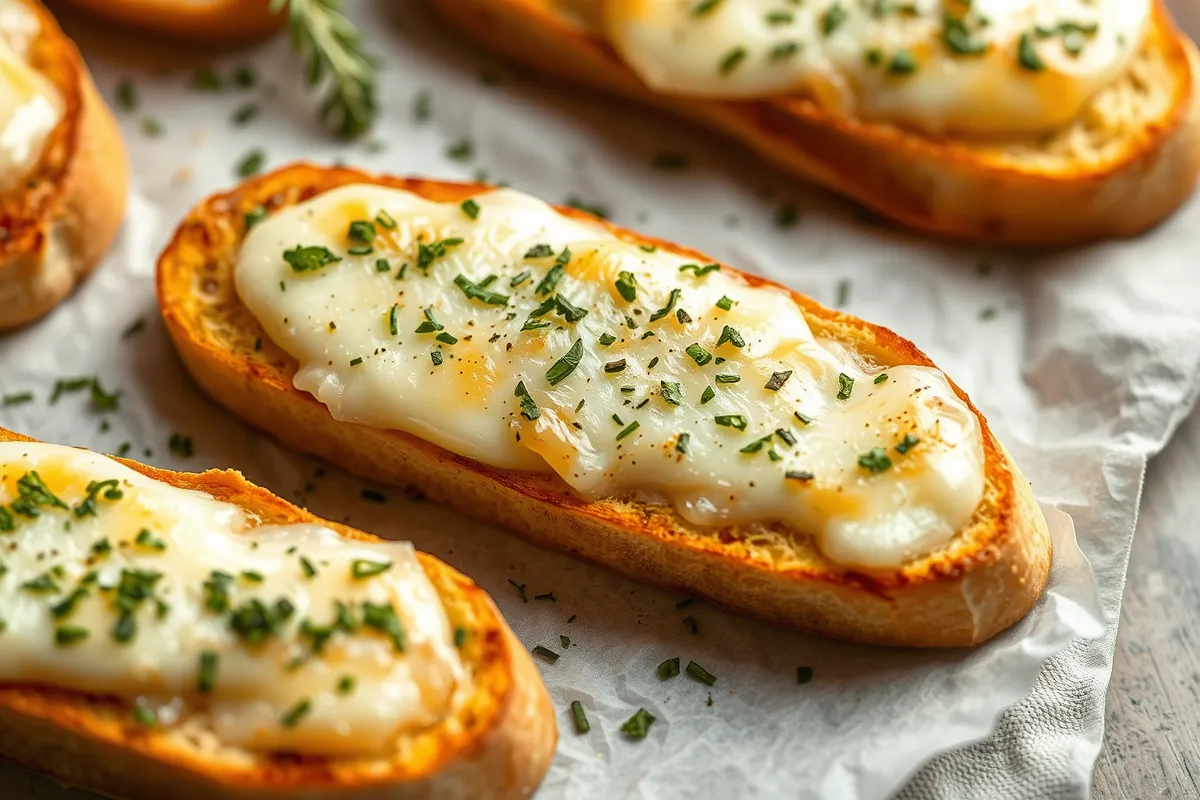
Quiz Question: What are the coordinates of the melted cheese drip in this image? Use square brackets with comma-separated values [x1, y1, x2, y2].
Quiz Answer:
[0, 443, 464, 756]
[236, 185, 985, 569]
[599, 0, 1149, 136]
[0, 1, 61, 186]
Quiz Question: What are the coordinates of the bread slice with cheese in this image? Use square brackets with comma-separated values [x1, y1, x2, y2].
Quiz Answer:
[0, 427, 557, 800]
[0, 0, 127, 330]
[157, 163, 1051, 648]
[423, 0, 1200, 246]
[61, 0, 283, 43]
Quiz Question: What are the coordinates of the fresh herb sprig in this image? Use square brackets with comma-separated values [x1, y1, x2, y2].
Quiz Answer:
[273, 0, 379, 138]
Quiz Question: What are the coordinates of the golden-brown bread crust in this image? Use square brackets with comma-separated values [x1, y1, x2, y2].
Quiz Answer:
[0, 427, 558, 800]
[0, 0, 128, 331]
[156, 163, 1052, 648]
[424, 0, 1200, 246]
[61, 0, 283, 43]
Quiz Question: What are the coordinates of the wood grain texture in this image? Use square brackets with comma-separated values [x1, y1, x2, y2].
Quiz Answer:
[1093, 410, 1200, 798]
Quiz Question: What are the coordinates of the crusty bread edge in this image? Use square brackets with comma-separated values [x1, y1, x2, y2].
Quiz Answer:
[156, 164, 1052, 648]
[425, 0, 1200, 246]
[0, 0, 129, 332]
[62, 0, 284, 43]
[0, 428, 557, 800]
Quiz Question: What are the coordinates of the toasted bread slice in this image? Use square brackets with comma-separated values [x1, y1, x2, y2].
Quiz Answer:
[0, 428, 557, 800]
[424, 0, 1200, 246]
[0, 0, 128, 331]
[61, 0, 283, 43]
[157, 163, 1051, 648]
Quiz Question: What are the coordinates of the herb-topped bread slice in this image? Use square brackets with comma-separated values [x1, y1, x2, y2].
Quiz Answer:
[0, 427, 556, 800]
[0, 0, 127, 330]
[423, 0, 1200, 245]
[157, 163, 1051, 648]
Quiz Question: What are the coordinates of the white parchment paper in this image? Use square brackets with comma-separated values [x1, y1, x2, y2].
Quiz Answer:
[3, 2, 1199, 797]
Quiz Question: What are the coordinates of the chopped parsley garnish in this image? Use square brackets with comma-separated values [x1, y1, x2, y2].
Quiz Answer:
[388, 304, 399, 335]
[349, 357, 364, 366]
[775, 428, 797, 447]
[598, 332, 617, 346]
[510, 270, 531, 287]
[236, 148, 265, 178]
[300, 556, 317, 578]
[347, 220, 376, 243]
[281, 698, 312, 727]
[764, 370, 793, 391]
[858, 448, 893, 473]
[615, 271, 638, 302]
[679, 263, 720, 278]
[436, 332, 458, 345]
[686, 343, 712, 366]
[376, 210, 397, 230]
[416, 237, 465, 271]
[514, 381, 539, 420]
[621, 708, 656, 738]
[1018, 32, 1045, 71]
[943, 15, 987, 55]
[649, 288, 682, 322]
[446, 138, 473, 161]
[715, 296, 734, 311]
[715, 374, 740, 384]
[535, 261, 567, 296]
[571, 700, 590, 733]
[460, 198, 481, 220]
[2, 391, 33, 406]
[616, 421, 640, 441]
[244, 206, 267, 230]
[415, 307, 445, 333]
[546, 338, 584, 386]
[658, 657, 681, 679]
[715, 414, 748, 431]
[691, 0, 722, 16]
[676, 432, 690, 454]
[524, 243, 554, 259]
[718, 47, 747, 75]
[351, 559, 392, 580]
[895, 434, 920, 454]
[739, 435, 774, 454]
[362, 601, 406, 651]
[785, 470, 814, 482]
[134, 529, 167, 551]
[888, 50, 918, 75]
[700, 386, 716, 404]
[716, 325, 745, 348]
[874, 373, 888, 384]
[454, 627, 469, 648]
[836, 373, 854, 400]
[284, 245, 341, 273]
[660, 381, 683, 405]
[198, 651, 218, 694]
[604, 359, 627, 373]
[532, 645, 560, 663]
[686, 660, 717, 686]
[771, 41, 800, 60]
[821, 2, 847, 35]
[55, 626, 89, 646]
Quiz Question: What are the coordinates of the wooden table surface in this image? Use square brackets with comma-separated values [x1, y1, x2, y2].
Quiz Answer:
[1092, 407, 1200, 798]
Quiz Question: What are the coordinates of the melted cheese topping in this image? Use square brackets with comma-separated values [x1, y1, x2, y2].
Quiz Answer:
[236, 185, 985, 569]
[0, 1, 61, 186]
[0, 443, 464, 757]
[599, 0, 1149, 136]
